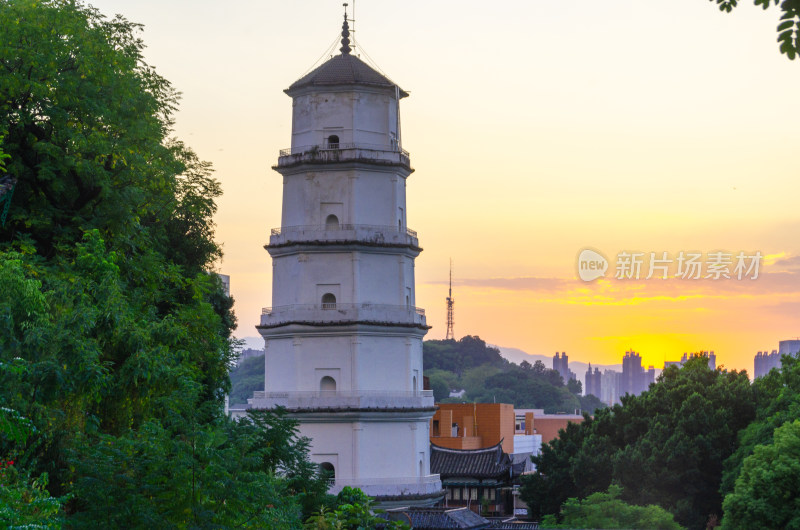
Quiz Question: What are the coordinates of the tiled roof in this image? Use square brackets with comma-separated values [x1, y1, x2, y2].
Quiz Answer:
[380, 507, 489, 529]
[430, 442, 514, 480]
[487, 521, 539, 529]
[287, 53, 408, 97]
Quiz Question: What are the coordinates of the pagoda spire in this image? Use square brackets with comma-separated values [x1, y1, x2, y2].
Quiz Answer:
[340, 4, 352, 55]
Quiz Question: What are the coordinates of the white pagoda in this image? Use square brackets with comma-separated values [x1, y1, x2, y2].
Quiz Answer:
[245, 12, 442, 505]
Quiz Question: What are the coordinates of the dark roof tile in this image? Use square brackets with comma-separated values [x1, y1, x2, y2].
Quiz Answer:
[430, 442, 514, 480]
[381, 507, 489, 529]
[287, 53, 407, 97]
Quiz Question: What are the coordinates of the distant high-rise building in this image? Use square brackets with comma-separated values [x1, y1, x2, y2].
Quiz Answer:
[622, 350, 646, 396]
[601, 369, 621, 406]
[665, 351, 716, 371]
[779, 339, 800, 356]
[218, 274, 230, 297]
[754, 350, 781, 378]
[646, 365, 656, 388]
[584, 364, 602, 398]
[553, 351, 576, 383]
[752, 339, 800, 378]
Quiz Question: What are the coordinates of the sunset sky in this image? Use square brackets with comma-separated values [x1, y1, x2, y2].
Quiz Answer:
[89, 0, 800, 374]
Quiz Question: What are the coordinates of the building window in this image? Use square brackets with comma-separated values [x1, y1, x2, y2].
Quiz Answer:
[327, 135, 339, 148]
[453, 488, 461, 501]
[325, 214, 339, 230]
[432, 420, 440, 437]
[321, 293, 336, 309]
[320, 462, 335, 483]
[470, 488, 478, 500]
[446, 488, 452, 500]
[320, 376, 336, 392]
[488, 488, 495, 501]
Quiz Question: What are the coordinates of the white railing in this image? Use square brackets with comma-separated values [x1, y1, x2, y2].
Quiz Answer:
[279, 142, 409, 157]
[326, 474, 442, 497]
[248, 389, 434, 410]
[260, 303, 427, 327]
[276, 143, 410, 167]
[271, 224, 417, 238]
[268, 224, 419, 247]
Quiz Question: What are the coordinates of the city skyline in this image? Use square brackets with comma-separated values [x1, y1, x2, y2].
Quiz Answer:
[87, 0, 800, 373]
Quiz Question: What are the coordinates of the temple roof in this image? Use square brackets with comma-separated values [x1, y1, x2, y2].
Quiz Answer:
[430, 442, 515, 480]
[286, 53, 408, 97]
[286, 10, 407, 97]
[381, 507, 489, 529]
[380, 507, 539, 529]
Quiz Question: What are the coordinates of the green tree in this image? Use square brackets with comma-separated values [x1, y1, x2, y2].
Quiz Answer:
[721, 419, 800, 529]
[0, 1, 330, 526]
[541, 485, 683, 530]
[567, 378, 582, 395]
[423, 336, 506, 375]
[0, 337, 65, 529]
[521, 357, 755, 529]
[579, 393, 606, 414]
[709, 0, 800, 60]
[68, 407, 328, 528]
[229, 353, 266, 405]
[428, 373, 451, 402]
[423, 337, 592, 412]
[720, 352, 800, 496]
[304, 487, 410, 530]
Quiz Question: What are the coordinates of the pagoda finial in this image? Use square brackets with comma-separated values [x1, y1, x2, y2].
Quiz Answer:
[340, 3, 352, 55]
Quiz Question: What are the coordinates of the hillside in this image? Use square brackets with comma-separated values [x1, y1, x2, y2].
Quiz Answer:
[229, 353, 265, 405]
[425, 337, 605, 413]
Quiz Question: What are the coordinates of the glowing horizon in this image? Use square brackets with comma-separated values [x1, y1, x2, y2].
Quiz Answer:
[87, 0, 800, 376]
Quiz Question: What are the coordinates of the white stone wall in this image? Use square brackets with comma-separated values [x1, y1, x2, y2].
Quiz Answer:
[279, 168, 408, 230]
[302, 416, 437, 497]
[262, 334, 423, 394]
[270, 251, 416, 307]
[513, 434, 542, 456]
[290, 90, 399, 149]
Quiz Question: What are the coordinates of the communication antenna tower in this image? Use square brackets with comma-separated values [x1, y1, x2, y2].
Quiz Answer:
[445, 259, 455, 340]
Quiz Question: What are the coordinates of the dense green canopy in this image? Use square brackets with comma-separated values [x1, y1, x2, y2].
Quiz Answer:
[0, 1, 332, 526]
[521, 356, 755, 529]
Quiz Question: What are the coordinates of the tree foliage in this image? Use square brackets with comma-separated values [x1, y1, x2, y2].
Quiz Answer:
[423, 336, 507, 375]
[721, 419, 800, 529]
[541, 485, 683, 530]
[521, 357, 755, 529]
[229, 353, 266, 405]
[720, 352, 800, 496]
[304, 487, 410, 530]
[0, 0, 331, 526]
[423, 337, 596, 413]
[709, 0, 800, 59]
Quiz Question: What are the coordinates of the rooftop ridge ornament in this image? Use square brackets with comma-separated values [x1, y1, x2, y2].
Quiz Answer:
[340, 3, 351, 55]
